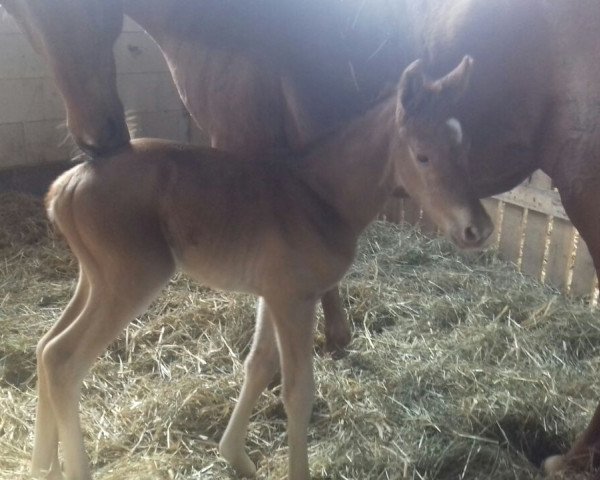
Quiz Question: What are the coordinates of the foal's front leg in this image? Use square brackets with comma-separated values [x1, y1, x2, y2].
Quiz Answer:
[268, 297, 318, 480]
[220, 298, 280, 478]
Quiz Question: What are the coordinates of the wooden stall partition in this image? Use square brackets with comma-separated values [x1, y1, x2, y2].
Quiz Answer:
[384, 170, 598, 302]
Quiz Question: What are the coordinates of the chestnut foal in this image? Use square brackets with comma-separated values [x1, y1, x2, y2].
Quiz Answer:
[35, 56, 491, 480]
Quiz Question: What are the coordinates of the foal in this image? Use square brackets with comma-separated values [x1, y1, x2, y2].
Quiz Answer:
[34, 56, 491, 480]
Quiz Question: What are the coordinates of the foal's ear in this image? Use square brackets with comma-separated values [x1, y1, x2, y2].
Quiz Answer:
[398, 59, 428, 117]
[436, 55, 474, 105]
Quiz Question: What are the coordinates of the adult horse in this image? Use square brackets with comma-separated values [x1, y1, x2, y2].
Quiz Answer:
[0, 0, 130, 156]
[0, 0, 356, 357]
[3, 0, 600, 476]
[121, 11, 600, 476]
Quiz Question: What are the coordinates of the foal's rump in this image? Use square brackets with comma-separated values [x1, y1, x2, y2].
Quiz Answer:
[45, 157, 173, 287]
[44, 139, 290, 293]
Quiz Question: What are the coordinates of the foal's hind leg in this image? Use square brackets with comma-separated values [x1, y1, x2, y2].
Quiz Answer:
[543, 182, 600, 475]
[220, 298, 280, 478]
[32, 270, 89, 479]
[40, 255, 174, 480]
[321, 287, 351, 356]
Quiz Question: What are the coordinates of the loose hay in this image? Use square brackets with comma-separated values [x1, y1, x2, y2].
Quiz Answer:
[0, 191, 598, 480]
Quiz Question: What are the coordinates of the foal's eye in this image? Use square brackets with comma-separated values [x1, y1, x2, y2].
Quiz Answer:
[416, 154, 430, 164]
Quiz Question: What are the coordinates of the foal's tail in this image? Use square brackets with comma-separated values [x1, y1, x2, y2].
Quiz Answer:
[44, 164, 95, 274]
[45, 164, 82, 231]
[45, 163, 107, 288]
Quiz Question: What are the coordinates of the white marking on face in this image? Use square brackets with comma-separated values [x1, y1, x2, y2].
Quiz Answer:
[446, 118, 463, 145]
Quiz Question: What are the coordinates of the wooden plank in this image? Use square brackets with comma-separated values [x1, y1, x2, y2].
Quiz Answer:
[494, 184, 567, 220]
[482, 198, 501, 248]
[498, 203, 524, 266]
[0, 78, 48, 124]
[545, 219, 576, 292]
[520, 210, 549, 281]
[23, 119, 71, 165]
[0, 34, 47, 80]
[482, 198, 501, 225]
[570, 237, 598, 297]
[0, 122, 26, 170]
[528, 170, 552, 189]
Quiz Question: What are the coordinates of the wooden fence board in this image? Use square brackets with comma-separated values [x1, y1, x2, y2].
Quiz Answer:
[482, 198, 501, 248]
[499, 203, 524, 266]
[377, 168, 597, 301]
[495, 185, 567, 220]
[527, 171, 552, 189]
[545, 219, 576, 291]
[520, 210, 549, 281]
[571, 238, 598, 297]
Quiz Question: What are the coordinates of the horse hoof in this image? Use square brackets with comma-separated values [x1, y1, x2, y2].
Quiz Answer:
[541, 454, 567, 476]
[31, 466, 65, 480]
[219, 441, 257, 478]
[325, 333, 351, 359]
[324, 322, 352, 358]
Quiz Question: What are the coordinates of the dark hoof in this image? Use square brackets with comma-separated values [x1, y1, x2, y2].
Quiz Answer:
[324, 330, 352, 359]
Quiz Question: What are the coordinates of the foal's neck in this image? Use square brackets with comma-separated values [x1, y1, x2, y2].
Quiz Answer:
[297, 96, 400, 234]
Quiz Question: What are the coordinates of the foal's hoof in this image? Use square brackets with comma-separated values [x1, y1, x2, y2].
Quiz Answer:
[219, 442, 257, 478]
[31, 465, 65, 480]
[542, 454, 568, 476]
[541, 453, 597, 478]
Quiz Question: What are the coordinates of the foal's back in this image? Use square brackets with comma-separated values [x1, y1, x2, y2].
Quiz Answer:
[47, 139, 353, 296]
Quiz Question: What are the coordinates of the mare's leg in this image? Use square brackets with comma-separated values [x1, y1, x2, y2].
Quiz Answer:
[219, 298, 280, 477]
[321, 287, 351, 356]
[543, 182, 600, 475]
[268, 297, 318, 480]
[40, 252, 174, 480]
[31, 269, 89, 480]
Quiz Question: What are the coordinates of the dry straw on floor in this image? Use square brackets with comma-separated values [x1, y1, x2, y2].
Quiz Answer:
[0, 191, 598, 479]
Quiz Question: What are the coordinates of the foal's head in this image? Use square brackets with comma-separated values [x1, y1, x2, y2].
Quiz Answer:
[394, 56, 493, 248]
[2, 0, 129, 156]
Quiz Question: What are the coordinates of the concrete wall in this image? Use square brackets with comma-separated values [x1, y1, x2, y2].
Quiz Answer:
[0, 13, 195, 170]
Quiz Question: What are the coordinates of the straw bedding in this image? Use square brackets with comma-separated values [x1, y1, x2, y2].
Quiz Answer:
[0, 191, 598, 479]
